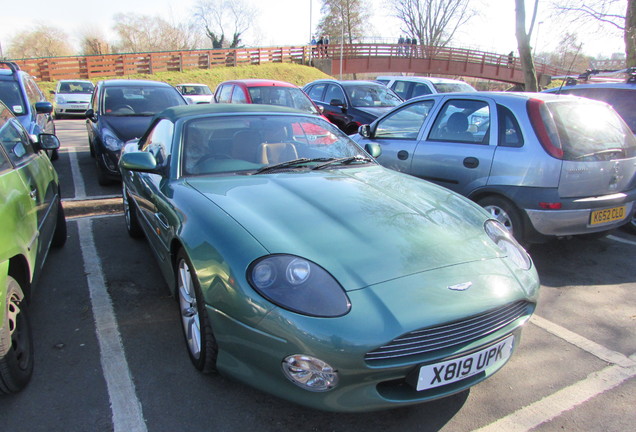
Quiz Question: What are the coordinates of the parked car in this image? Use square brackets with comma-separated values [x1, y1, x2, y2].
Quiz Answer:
[0, 61, 57, 160]
[119, 103, 539, 412]
[543, 76, 636, 234]
[303, 79, 402, 134]
[376, 75, 476, 100]
[214, 79, 323, 116]
[0, 100, 66, 394]
[175, 83, 214, 104]
[85, 79, 187, 185]
[352, 92, 636, 245]
[52, 80, 94, 118]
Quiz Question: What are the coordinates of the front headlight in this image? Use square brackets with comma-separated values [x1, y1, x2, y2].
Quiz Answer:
[248, 255, 351, 317]
[485, 219, 532, 270]
[102, 130, 124, 151]
[56, 96, 66, 104]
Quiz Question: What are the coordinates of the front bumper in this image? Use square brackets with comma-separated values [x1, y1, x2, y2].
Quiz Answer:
[55, 102, 90, 116]
[207, 259, 539, 412]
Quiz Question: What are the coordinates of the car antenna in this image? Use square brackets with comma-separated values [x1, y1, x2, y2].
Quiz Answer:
[557, 43, 583, 93]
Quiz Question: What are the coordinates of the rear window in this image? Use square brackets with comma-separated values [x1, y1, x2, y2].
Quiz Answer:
[544, 100, 636, 161]
[557, 87, 636, 133]
[0, 81, 26, 115]
[432, 82, 476, 93]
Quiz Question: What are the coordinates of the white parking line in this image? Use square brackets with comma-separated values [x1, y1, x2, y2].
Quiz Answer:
[474, 355, 636, 432]
[608, 234, 636, 246]
[68, 148, 87, 199]
[473, 317, 636, 432]
[78, 218, 147, 432]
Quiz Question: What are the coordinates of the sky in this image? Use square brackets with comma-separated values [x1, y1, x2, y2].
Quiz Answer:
[0, 0, 627, 59]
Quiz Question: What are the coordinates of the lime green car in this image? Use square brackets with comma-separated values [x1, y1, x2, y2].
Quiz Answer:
[119, 104, 540, 412]
[0, 101, 66, 394]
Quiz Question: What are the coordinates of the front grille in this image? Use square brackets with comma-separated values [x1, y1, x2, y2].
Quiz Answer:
[365, 300, 531, 363]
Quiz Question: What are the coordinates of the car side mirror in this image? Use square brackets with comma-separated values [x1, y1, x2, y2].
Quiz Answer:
[365, 143, 382, 158]
[119, 151, 159, 173]
[35, 101, 53, 114]
[358, 124, 372, 138]
[50, 90, 56, 95]
[36, 133, 61, 151]
[85, 109, 96, 122]
[330, 99, 346, 108]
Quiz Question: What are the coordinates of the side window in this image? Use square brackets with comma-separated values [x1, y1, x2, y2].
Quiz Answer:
[324, 84, 345, 105]
[91, 86, 100, 111]
[141, 119, 174, 167]
[307, 84, 326, 101]
[217, 85, 233, 103]
[24, 77, 43, 109]
[0, 119, 35, 165]
[375, 100, 435, 139]
[390, 81, 412, 100]
[231, 86, 247, 104]
[497, 105, 523, 147]
[428, 99, 490, 144]
[411, 83, 433, 98]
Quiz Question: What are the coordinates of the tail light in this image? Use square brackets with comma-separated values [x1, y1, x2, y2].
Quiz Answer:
[527, 99, 564, 159]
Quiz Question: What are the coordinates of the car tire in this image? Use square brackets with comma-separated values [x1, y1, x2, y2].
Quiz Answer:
[0, 276, 34, 394]
[51, 198, 67, 248]
[478, 196, 525, 243]
[123, 185, 143, 239]
[95, 157, 113, 186]
[176, 249, 218, 374]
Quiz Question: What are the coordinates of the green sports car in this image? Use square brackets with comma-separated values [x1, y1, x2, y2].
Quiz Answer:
[0, 101, 66, 394]
[119, 104, 540, 412]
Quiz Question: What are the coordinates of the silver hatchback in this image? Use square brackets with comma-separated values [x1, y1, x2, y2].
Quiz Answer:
[353, 92, 636, 244]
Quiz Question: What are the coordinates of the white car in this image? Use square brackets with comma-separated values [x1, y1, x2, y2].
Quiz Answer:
[175, 83, 214, 104]
[376, 75, 476, 100]
[52, 80, 94, 118]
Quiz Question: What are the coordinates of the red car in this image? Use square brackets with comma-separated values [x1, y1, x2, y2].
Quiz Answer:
[214, 79, 325, 118]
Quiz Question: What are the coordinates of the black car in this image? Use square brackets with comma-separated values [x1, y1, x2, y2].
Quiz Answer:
[303, 79, 402, 134]
[0, 61, 57, 160]
[85, 79, 187, 185]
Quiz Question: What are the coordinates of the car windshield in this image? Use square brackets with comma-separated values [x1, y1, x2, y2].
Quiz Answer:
[58, 82, 94, 94]
[433, 82, 476, 93]
[104, 86, 186, 116]
[544, 100, 636, 160]
[247, 86, 319, 115]
[181, 85, 212, 95]
[0, 81, 27, 116]
[181, 114, 369, 175]
[344, 84, 402, 108]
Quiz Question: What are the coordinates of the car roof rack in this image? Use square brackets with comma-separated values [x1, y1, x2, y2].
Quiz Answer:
[0, 61, 21, 73]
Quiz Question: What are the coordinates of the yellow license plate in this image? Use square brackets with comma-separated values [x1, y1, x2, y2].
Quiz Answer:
[589, 206, 627, 225]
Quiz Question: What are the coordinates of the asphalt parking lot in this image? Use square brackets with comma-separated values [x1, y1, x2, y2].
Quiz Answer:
[0, 119, 634, 432]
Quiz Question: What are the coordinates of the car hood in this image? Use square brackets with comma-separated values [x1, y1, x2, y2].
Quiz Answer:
[100, 115, 154, 141]
[186, 166, 501, 291]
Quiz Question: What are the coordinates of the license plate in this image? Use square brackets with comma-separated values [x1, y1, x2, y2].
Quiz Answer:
[415, 335, 514, 391]
[589, 206, 627, 225]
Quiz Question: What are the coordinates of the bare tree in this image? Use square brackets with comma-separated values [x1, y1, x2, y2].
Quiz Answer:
[194, 0, 257, 49]
[7, 24, 73, 59]
[315, 0, 370, 44]
[78, 28, 111, 56]
[515, 0, 539, 91]
[112, 13, 202, 53]
[554, 0, 636, 67]
[389, 0, 475, 54]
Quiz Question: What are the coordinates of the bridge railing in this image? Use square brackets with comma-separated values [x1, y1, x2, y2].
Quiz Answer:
[9, 44, 565, 82]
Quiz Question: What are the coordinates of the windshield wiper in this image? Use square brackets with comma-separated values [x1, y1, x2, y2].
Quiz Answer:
[311, 155, 373, 170]
[253, 158, 334, 174]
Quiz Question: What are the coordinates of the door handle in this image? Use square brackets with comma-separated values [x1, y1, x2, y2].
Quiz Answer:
[463, 157, 479, 169]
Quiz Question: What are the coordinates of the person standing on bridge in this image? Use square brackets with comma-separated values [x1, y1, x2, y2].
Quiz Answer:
[316, 35, 324, 58]
[398, 35, 404, 56]
[324, 34, 330, 57]
[410, 37, 418, 58]
[405, 37, 411, 56]
[508, 51, 514, 68]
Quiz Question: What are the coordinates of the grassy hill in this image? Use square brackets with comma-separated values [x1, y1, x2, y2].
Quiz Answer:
[38, 63, 333, 101]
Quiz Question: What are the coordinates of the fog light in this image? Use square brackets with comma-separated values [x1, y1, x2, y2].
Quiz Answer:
[282, 355, 338, 392]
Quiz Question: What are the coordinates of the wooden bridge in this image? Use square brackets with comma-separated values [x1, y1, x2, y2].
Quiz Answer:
[11, 44, 565, 85]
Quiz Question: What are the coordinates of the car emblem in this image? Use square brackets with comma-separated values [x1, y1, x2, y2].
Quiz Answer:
[448, 282, 472, 291]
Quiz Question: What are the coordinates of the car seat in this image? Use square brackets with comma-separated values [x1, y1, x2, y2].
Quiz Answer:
[445, 112, 474, 141]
